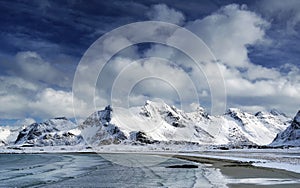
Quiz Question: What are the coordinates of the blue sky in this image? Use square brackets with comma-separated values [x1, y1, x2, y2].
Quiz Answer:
[0, 0, 300, 124]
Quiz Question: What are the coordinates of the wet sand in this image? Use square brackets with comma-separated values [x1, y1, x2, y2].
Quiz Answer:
[172, 154, 300, 187]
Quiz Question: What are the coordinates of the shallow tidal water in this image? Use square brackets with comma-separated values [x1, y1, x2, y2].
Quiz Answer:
[0, 153, 299, 188]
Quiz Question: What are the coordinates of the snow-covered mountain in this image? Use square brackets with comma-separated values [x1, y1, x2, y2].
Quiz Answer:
[0, 127, 21, 146]
[270, 110, 300, 147]
[79, 100, 290, 146]
[0, 127, 11, 146]
[15, 117, 83, 147]
[79, 105, 126, 145]
[115, 100, 216, 144]
[1, 100, 293, 148]
[223, 108, 290, 145]
[0, 119, 36, 146]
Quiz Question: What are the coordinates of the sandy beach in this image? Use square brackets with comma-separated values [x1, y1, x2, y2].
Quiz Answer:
[172, 154, 300, 187]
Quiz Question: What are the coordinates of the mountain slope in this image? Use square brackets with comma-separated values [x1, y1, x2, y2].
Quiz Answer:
[112, 101, 222, 144]
[224, 108, 290, 145]
[15, 117, 83, 146]
[79, 105, 127, 145]
[0, 126, 27, 146]
[80, 101, 290, 146]
[0, 127, 11, 146]
[270, 110, 300, 147]
[0, 119, 36, 146]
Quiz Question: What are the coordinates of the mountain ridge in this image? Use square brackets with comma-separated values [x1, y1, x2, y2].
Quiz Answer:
[1, 100, 296, 147]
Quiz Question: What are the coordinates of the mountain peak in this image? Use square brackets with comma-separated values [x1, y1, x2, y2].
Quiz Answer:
[145, 100, 152, 105]
[270, 109, 288, 117]
[227, 108, 241, 112]
[141, 100, 175, 115]
[225, 108, 244, 116]
[254, 111, 264, 117]
[144, 99, 169, 107]
[294, 110, 300, 123]
[104, 105, 113, 112]
[83, 106, 113, 126]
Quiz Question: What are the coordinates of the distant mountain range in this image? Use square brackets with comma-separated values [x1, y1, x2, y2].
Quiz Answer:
[0, 100, 299, 148]
[14, 117, 82, 147]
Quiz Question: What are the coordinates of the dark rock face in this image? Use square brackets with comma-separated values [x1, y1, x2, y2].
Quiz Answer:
[292, 111, 300, 127]
[103, 105, 113, 122]
[0, 140, 6, 146]
[15, 129, 28, 144]
[130, 131, 155, 144]
[166, 111, 185, 128]
[225, 109, 245, 124]
[15, 123, 47, 144]
[271, 110, 300, 147]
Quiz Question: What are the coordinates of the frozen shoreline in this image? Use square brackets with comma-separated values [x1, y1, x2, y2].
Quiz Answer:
[0, 145, 299, 174]
[173, 152, 300, 174]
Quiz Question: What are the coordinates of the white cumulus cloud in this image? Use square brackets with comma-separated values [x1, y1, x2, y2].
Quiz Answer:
[146, 4, 185, 25]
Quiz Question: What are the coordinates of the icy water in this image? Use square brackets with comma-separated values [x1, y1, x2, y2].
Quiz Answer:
[0, 153, 299, 188]
[0, 153, 226, 187]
